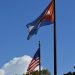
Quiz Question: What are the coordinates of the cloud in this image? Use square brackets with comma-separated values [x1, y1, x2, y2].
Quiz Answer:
[0, 55, 41, 75]
[0, 69, 5, 75]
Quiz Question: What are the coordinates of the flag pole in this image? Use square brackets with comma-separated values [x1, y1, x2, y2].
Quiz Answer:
[53, 0, 57, 75]
[39, 41, 41, 75]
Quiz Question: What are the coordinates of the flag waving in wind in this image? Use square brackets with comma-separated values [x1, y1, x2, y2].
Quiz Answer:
[26, 0, 54, 40]
[27, 48, 40, 73]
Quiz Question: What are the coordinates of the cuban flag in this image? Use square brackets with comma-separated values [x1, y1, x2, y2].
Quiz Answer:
[26, 0, 54, 40]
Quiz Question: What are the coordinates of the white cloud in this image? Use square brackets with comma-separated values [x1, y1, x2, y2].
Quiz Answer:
[0, 69, 5, 75]
[0, 55, 41, 75]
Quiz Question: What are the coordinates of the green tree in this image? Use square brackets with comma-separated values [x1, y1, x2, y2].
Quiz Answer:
[31, 69, 51, 75]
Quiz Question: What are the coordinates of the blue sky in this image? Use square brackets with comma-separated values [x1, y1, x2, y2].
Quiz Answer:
[0, 0, 75, 75]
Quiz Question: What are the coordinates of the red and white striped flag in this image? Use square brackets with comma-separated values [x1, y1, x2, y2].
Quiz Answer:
[27, 48, 40, 73]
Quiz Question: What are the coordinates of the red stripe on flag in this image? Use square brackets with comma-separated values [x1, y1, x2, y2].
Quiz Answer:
[29, 57, 39, 68]
[28, 61, 39, 72]
[28, 59, 39, 69]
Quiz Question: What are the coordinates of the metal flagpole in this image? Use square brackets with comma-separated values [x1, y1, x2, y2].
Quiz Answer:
[39, 41, 41, 75]
[53, 0, 57, 75]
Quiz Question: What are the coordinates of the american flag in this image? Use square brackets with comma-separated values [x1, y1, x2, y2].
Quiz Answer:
[27, 48, 40, 73]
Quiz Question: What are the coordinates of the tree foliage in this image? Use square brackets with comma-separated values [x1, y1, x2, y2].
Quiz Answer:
[25, 69, 51, 75]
